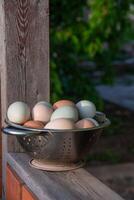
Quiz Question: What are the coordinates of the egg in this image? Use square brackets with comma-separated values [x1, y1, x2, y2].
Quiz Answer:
[7, 101, 30, 124]
[53, 100, 75, 110]
[75, 118, 99, 129]
[94, 111, 106, 123]
[45, 118, 75, 130]
[36, 101, 52, 109]
[86, 118, 99, 126]
[24, 120, 44, 129]
[50, 106, 78, 122]
[76, 100, 96, 118]
[32, 103, 53, 123]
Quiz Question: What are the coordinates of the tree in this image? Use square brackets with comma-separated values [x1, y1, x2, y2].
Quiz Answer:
[50, 0, 133, 109]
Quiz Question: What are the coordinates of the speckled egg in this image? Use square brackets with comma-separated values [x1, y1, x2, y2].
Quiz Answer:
[45, 118, 75, 130]
[53, 100, 75, 110]
[7, 101, 30, 124]
[76, 100, 96, 118]
[24, 120, 44, 129]
[75, 118, 99, 129]
[50, 106, 78, 122]
[32, 103, 53, 123]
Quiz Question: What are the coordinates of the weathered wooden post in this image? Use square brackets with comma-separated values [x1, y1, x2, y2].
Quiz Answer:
[0, 0, 49, 198]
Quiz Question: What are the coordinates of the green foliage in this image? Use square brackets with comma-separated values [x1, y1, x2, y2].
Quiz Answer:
[50, 0, 133, 107]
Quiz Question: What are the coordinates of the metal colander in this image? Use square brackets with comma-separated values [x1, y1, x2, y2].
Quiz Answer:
[3, 112, 110, 171]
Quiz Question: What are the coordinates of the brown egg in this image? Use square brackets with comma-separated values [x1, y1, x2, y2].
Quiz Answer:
[45, 118, 75, 130]
[53, 100, 75, 110]
[24, 120, 44, 129]
[75, 119, 98, 129]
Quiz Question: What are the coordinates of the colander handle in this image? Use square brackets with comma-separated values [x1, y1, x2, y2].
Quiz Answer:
[2, 126, 41, 136]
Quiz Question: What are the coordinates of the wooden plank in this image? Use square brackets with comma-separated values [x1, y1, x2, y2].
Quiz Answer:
[0, 178, 2, 198]
[0, 159, 2, 177]
[3, 0, 49, 151]
[86, 163, 134, 181]
[7, 153, 125, 200]
[22, 185, 37, 200]
[0, 0, 49, 197]
[7, 164, 37, 200]
[0, 83, 2, 198]
[0, 0, 7, 198]
[0, 142, 2, 159]
[6, 164, 23, 200]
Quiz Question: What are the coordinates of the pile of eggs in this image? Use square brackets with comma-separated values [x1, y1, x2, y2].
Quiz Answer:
[7, 100, 100, 130]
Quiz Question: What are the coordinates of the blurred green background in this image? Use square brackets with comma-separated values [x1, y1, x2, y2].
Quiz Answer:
[50, 0, 134, 109]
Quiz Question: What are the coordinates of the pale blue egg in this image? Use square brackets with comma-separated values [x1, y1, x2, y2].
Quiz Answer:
[76, 100, 96, 118]
[50, 106, 78, 122]
[7, 101, 30, 124]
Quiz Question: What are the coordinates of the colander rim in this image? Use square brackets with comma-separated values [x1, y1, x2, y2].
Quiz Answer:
[5, 118, 110, 134]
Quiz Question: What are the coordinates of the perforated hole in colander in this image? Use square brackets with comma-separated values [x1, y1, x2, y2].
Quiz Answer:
[59, 136, 73, 160]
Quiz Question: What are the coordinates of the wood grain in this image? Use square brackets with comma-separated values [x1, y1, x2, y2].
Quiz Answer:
[1, 0, 49, 197]
[0, 0, 7, 198]
[0, 178, 2, 198]
[4, 0, 49, 106]
[7, 153, 125, 200]
[2, 0, 49, 150]
[22, 185, 37, 200]
[7, 164, 37, 200]
[0, 159, 2, 177]
[0, 83, 1, 162]
[6, 164, 23, 200]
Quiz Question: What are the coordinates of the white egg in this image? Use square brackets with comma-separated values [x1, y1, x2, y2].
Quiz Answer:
[32, 103, 53, 123]
[45, 118, 75, 130]
[7, 101, 30, 124]
[50, 106, 78, 122]
[76, 100, 96, 118]
[75, 118, 99, 129]
[86, 118, 99, 126]
[36, 101, 52, 108]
